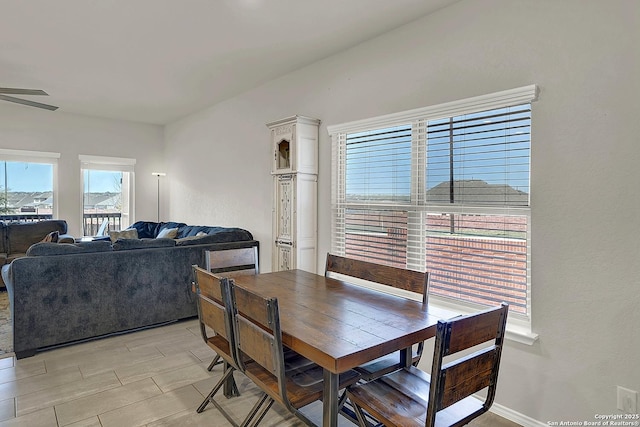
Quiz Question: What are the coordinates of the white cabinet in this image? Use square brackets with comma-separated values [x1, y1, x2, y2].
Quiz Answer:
[267, 115, 320, 273]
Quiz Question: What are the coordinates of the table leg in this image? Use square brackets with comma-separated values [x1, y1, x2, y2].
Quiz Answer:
[400, 347, 411, 368]
[323, 369, 339, 427]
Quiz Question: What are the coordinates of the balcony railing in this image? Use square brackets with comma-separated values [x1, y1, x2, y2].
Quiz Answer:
[83, 213, 122, 236]
[0, 213, 123, 236]
[0, 214, 53, 223]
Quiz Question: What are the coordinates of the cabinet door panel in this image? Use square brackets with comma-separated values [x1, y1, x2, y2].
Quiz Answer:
[275, 242, 293, 271]
[275, 175, 294, 241]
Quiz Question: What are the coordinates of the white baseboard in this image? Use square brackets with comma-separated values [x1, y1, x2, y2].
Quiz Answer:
[491, 402, 547, 427]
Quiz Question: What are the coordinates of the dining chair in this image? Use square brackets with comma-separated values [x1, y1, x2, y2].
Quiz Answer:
[346, 303, 509, 427]
[325, 253, 429, 380]
[192, 265, 243, 426]
[227, 278, 361, 427]
[206, 246, 259, 276]
[204, 247, 259, 371]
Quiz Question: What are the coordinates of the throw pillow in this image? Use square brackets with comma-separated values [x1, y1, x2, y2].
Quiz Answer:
[156, 227, 178, 239]
[108, 228, 139, 243]
[41, 231, 59, 243]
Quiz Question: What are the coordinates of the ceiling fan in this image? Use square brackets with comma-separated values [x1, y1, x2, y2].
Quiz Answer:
[0, 87, 58, 111]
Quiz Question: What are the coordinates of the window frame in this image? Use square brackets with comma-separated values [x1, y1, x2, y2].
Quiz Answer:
[327, 85, 539, 344]
[0, 148, 60, 218]
[79, 155, 136, 233]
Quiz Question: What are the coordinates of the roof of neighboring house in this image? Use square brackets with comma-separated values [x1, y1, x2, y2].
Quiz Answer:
[4, 191, 120, 210]
[426, 180, 528, 205]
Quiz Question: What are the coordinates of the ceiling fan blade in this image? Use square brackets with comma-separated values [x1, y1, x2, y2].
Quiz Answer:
[0, 94, 58, 111]
[0, 87, 49, 96]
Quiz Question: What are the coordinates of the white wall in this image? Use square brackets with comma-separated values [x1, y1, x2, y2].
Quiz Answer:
[0, 105, 164, 237]
[166, 0, 639, 422]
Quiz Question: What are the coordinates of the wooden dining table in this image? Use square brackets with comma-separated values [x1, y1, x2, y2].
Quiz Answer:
[231, 269, 458, 427]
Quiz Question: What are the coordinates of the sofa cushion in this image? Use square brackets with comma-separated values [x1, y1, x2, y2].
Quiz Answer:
[176, 225, 214, 238]
[6, 220, 68, 254]
[113, 238, 176, 251]
[26, 241, 113, 256]
[108, 228, 138, 243]
[174, 235, 202, 245]
[176, 225, 254, 240]
[127, 221, 160, 239]
[127, 221, 186, 238]
[123, 221, 253, 241]
[175, 230, 254, 246]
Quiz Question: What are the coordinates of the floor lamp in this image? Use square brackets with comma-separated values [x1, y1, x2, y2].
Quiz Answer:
[151, 172, 166, 222]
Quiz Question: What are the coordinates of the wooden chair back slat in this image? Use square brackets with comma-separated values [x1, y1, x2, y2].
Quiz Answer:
[232, 281, 272, 326]
[206, 247, 259, 276]
[438, 347, 498, 409]
[444, 306, 507, 355]
[194, 266, 224, 302]
[200, 297, 230, 340]
[236, 312, 278, 374]
[325, 253, 428, 303]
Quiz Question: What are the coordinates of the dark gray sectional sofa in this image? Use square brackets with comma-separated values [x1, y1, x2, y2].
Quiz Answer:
[1, 221, 258, 359]
[0, 219, 74, 288]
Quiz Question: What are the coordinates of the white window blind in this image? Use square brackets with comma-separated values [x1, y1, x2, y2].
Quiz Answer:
[426, 105, 531, 206]
[328, 85, 537, 320]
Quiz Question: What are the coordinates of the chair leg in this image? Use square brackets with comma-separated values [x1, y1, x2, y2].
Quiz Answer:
[207, 354, 222, 371]
[240, 393, 273, 427]
[338, 391, 360, 425]
[247, 399, 274, 427]
[351, 399, 374, 427]
[222, 362, 241, 397]
[196, 366, 242, 425]
[197, 366, 235, 413]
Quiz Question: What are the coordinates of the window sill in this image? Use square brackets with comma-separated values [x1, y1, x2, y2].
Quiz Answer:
[504, 324, 539, 345]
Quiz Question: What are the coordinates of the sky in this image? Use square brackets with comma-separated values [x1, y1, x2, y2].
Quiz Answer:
[0, 161, 120, 192]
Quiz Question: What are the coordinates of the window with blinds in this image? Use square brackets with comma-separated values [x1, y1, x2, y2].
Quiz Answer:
[328, 85, 536, 319]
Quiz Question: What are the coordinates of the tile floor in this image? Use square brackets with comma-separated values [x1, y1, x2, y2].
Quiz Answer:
[0, 319, 520, 427]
